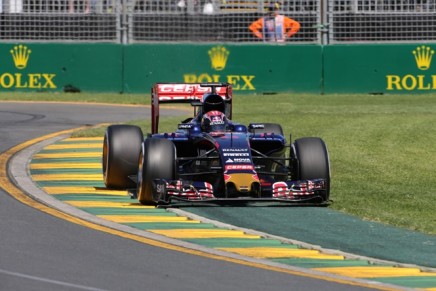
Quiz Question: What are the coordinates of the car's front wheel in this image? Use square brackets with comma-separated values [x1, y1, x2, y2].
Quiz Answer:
[292, 137, 330, 201]
[137, 138, 176, 205]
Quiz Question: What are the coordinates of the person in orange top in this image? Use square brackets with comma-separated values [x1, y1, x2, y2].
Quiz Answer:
[249, 2, 301, 43]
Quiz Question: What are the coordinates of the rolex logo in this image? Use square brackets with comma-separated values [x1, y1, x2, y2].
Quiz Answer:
[10, 45, 31, 69]
[208, 46, 229, 71]
[413, 45, 434, 71]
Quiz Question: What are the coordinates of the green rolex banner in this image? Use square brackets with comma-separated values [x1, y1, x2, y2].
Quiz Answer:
[1, 43, 436, 94]
[0, 43, 123, 92]
[323, 44, 436, 94]
[0, 44, 56, 90]
[122, 44, 323, 94]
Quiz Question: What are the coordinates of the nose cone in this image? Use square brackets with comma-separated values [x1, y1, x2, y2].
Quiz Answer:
[225, 173, 260, 193]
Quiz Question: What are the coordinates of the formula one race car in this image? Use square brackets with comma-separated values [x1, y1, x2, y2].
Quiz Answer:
[102, 83, 330, 206]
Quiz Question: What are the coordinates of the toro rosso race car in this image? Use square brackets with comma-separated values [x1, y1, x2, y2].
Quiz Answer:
[102, 83, 330, 206]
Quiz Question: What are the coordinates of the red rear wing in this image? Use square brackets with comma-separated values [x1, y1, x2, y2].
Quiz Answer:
[151, 83, 232, 134]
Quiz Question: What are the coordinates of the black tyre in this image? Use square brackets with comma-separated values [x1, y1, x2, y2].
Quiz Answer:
[292, 137, 330, 200]
[102, 125, 143, 189]
[249, 123, 283, 135]
[137, 138, 176, 205]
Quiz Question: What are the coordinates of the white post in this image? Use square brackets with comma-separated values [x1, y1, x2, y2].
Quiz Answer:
[9, 0, 23, 13]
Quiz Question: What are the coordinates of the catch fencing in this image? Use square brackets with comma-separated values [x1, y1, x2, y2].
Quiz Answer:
[0, 0, 435, 43]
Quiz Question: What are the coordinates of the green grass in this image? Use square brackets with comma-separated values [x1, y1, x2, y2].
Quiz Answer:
[2, 92, 435, 235]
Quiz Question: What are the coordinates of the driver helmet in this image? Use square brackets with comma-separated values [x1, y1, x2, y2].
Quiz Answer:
[201, 110, 228, 132]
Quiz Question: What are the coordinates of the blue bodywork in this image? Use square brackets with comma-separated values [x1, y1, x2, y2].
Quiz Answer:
[144, 83, 329, 205]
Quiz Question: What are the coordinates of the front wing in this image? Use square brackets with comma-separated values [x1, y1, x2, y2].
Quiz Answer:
[150, 178, 329, 206]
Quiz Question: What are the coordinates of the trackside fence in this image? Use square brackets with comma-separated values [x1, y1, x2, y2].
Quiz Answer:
[1, 0, 435, 44]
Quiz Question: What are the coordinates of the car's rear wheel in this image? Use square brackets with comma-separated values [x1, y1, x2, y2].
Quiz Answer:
[292, 137, 330, 201]
[137, 138, 176, 205]
[102, 125, 143, 189]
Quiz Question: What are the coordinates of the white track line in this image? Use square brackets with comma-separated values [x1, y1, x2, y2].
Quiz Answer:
[0, 268, 108, 291]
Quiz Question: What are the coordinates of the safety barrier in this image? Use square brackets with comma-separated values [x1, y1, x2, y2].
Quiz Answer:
[1, 43, 434, 94]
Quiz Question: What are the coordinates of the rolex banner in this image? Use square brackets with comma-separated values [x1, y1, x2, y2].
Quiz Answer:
[122, 44, 322, 94]
[0, 44, 123, 92]
[0, 43, 435, 94]
[323, 44, 436, 94]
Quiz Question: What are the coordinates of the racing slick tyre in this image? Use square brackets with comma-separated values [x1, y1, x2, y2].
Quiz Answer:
[102, 125, 143, 189]
[292, 137, 331, 201]
[137, 138, 176, 205]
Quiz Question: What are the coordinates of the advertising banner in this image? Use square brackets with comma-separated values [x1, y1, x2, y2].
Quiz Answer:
[2, 43, 435, 94]
[123, 44, 322, 94]
[323, 44, 436, 94]
[0, 43, 123, 93]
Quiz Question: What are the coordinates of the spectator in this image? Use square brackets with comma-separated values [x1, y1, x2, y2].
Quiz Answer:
[249, 1, 301, 43]
[69, 0, 91, 13]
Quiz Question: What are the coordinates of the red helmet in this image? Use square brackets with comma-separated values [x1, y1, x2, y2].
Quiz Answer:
[201, 110, 228, 132]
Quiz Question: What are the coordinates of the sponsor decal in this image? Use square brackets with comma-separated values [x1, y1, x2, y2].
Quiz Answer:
[1, 44, 57, 90]
[222, 148, 248, 152]
[159, 84, 214, 93]
[183, 46, 256, 91]
[225, 165, 254, 171]
[413, 45, 434, 70]
[249, 124, 265, 129]
[156, 84, 230, 101]
[208, 46, 229, 71]
[209, 114, 225, 125]
[233, 158, 251, 163]
[386, 45, 436, 91]
[156, 183, 165, 194]
[223, 153, 250, 157]
[178, 123, 194, 129]
[11, 45, 31, 69]
[158, 96, 200, 101]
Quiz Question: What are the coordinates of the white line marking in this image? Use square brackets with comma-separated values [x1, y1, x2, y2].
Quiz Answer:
[0, 268, 108, 291]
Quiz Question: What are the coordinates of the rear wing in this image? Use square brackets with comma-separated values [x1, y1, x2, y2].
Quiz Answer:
[151, 83, 233, 134]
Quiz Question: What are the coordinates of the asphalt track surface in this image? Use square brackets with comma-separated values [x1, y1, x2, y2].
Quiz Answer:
[0, 101, 431, 291]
